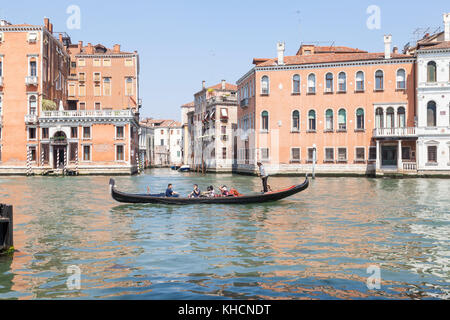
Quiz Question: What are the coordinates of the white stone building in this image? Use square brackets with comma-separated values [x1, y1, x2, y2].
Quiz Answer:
[139, 123, 155, 168]
[415, 13, 450, 174]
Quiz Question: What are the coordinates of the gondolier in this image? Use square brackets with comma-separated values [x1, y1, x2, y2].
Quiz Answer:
[257, 162, 269, 193]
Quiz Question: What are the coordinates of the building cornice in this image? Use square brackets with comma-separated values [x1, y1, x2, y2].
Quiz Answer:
[75, 53, 138, 59]
[0, 26, 43, 32]
[237, 68, 256, 85]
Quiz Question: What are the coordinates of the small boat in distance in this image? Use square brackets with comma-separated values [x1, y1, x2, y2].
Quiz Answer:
[109, 177, 309, 205]
[178, 165, 191, 173]
[171, 165, 181, 171]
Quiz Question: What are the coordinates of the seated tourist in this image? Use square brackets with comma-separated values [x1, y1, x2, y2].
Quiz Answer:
[229, 188, 242, 197]
[207, 186, 216, 198]
[165, 184, 179, 198]
[189, 184, 201, 198]
[219, 186, 230, 197]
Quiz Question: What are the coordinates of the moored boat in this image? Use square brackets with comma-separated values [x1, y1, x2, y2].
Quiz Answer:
[109, 178, 309, 205]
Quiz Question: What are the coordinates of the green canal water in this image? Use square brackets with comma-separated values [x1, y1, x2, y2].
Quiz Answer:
[0, 169, 449, 300]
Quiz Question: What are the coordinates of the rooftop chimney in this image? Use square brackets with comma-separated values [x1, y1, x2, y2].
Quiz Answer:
[221, 80, 226, 90]
[87, 43, 93, 54]
[384, 35, 392, 59]
[49, 23, 53, 34]
[59, 34, 63, 43]
[277, 42, 285, 65]
[44, 18, 50, 30]
[202, 81, 206, 90]
[444, 13, 450, 42]
[393, 46, 398, 54]
[113, 44, 121, 53]
[78, 41, 83, 51]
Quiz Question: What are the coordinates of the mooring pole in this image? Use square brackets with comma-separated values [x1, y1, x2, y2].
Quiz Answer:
[0, 204, 14, 252]
[312, 144, 317, 180]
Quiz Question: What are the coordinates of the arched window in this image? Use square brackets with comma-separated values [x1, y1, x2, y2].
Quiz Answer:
[29, 95, 37, 115]
[308, 74, 316, 94]
[397, 69, 406, 89]
[338, 109, 347, 130]
[356, 71, 365, 91]
[398, 107, 406, 128]
[261, 111, 269, 131]
[261, 76, 269, 95]
[386, 107, 395, 128]
[427, 61, 437, 83]
[325, 109, 334, 131]
[325, 73, 333, 93]
[375, 70, 384, 91]
[376, 108, 384, 128]
[292, 110, 300, 131]
[427, 101, 437, 127]
[338, 72, 347, 92]
[308, 110, 316, 131]
[292, 75, 300, 94]
[356, 108, 365, 130]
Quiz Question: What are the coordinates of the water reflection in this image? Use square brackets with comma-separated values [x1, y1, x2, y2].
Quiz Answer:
[0, 170, 449, 299]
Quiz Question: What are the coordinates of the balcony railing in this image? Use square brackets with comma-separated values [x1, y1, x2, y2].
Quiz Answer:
[25, 114, 38, 124]
[25, 76, 38, 86]
[403, 162, 417, 172]
[373, 127, 417, 138]
[40, 110, 134, 119]
[206, 95, 238, 106]
[240, 98, 249, 108]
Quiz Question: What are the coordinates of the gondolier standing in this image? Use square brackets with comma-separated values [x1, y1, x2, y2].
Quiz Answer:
[257, 162, 269, 193]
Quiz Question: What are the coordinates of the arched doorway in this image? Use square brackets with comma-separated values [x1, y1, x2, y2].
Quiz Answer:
[52, 131, 67, 169]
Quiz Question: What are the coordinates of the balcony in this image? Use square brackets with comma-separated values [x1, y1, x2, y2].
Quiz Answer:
[39, 110, 136, 124]
[206, 95, 238, 107]
[373, 127, 417, 139]
[25, 76, 38, 86]
[25, 114, 38, 124]
[240, 98, 249, 108]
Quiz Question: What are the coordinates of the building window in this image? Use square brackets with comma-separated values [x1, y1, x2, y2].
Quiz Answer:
[69, 143, 78, 162]
[116, 145, 125, 161]
[402, 147, 411, 160]
[292, 75, 301, 94]
[325, 148, 335, 162]
[261, 111, 269, 131]
[325, 73, 334, 93]
[94, 83, 101, 96]
[291, 148, 301, 162]
[79, 102, 86, 111]
[308, 110, 316, 131]
[83, 127, 91, 139]
[28, 146, 37, 162]
[325, 109, 334, 131]
[356, 71, 365, 91]
[71, 127, 78, 139]
[78, 72, 86, 81]
[292, 110, 300, 131]
[308, 147, 316, 162]
[427, 146, 437, 163]
[125, 77, 134, 96]
[93, 59, 101, 67]
[386, 107, 395, 128]
[356, 148, 366, 162]
[0, 95, 2, 116]
[68, 83, 76, 97]
[83, 145, 91, 161]
[427, 101, 437, 127]
[29, 59, 37, 77]
[338, 109, 347, 130]
[261, 148, 270, 161]
[103, 78, 111, 96]
[338, 72, 347, 92]
[42, 128, 49, 139]
[261, 76, 269, 95]
[397, 69, 406, 89]
[222, 147, 227, 160]
[0, 60, 3, 77]
[116, 126, 124, 139]
[41, 144, 50, 164]
[356, 108, 365, 130]
[427, 61, 437, 83]
[369, 147, 377, 161]
[398, 107, 406, 128]
[78, 59, 86, 67]
[375, 70, 384, 91]
[79, 84, 86, 96]
[338, 148, 347, 162]
[29, 95, 37, 115]
[308, 74, 316, 93]
[28, 128, 37, 140]
[376, 108, 384, 128]
[103, 59, 111, 67]
[125, 58, 134, 67]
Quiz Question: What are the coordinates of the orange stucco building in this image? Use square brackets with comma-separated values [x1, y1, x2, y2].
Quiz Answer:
[0, 18, 140, 175]
[236, 38, 417, 176]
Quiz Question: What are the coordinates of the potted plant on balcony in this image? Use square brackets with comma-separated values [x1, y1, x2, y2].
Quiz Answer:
[42, 99, 57, 111]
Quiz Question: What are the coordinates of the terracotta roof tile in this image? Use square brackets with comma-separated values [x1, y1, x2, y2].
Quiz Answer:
[419, 41, 450, 50]
[207, 83, 237, 91]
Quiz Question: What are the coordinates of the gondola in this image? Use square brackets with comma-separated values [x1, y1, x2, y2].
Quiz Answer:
[109, 177, 309, 205]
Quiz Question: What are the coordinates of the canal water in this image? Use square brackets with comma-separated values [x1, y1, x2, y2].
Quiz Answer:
[0, 169, 449, 300]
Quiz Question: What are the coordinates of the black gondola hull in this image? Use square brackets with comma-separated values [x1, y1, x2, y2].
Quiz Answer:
[109, 178, 309, 205]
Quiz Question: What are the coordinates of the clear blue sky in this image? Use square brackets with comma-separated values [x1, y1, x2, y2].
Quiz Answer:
[1, 0, 449, 120]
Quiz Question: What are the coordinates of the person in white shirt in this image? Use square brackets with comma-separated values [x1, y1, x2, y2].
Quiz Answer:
[257, 162, 269, 193]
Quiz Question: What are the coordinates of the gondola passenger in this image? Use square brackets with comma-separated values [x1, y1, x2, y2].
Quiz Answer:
[220, 186, 230, 197]
[189, 185, 201, 198]
[165, 184, 179, 198]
